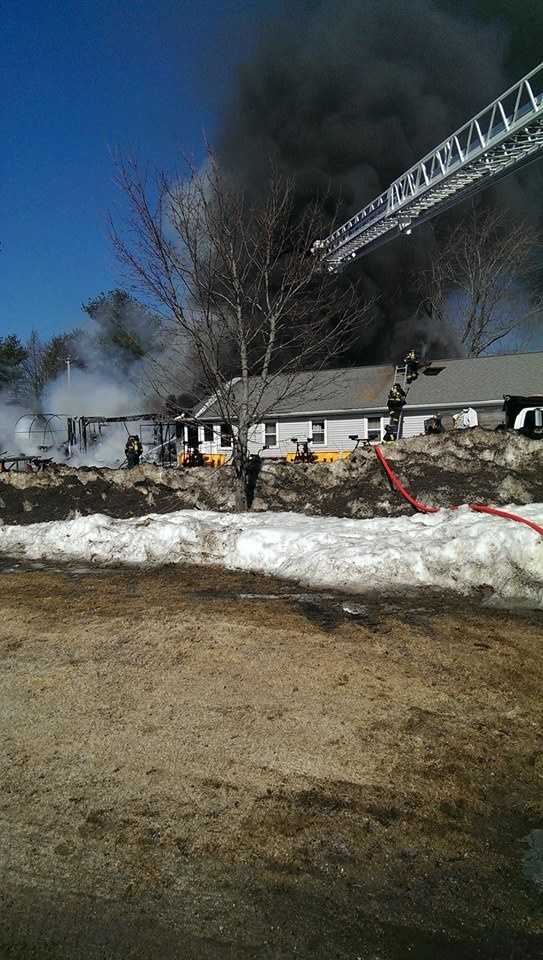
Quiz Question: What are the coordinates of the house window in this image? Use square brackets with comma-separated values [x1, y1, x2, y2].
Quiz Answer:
[311, 420, 326, 445]
[220, 423, 232, 447]
[263, 422, 278, 447]
[203, 424, 214, 443]
[367, 416, 381, 441]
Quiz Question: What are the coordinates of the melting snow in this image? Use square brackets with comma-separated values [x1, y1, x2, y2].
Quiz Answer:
[0, 505, 542, 606]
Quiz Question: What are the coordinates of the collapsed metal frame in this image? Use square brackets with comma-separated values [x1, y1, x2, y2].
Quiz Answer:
[71, 413, 195, 467]
[313, 62, 543, 269]
[0, 454, 53, 473]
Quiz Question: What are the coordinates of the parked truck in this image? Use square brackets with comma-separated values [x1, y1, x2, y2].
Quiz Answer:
[503, 395, 543, 440]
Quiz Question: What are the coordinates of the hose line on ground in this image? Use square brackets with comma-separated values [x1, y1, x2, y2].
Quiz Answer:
[374, 446, 439, 514]
[374, 445, 543, 536]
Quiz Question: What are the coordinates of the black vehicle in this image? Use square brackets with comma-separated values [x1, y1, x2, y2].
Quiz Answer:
[503, 395, 543, 440]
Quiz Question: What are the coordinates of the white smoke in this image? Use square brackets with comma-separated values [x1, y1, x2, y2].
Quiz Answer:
[43, 367, 144, 418]
[0, 289, 197, 467]
[2, 368, 156, 468]
[68, 424, 135, 469]
[42, 368, 153, 467]
[0, 393, 27, 457]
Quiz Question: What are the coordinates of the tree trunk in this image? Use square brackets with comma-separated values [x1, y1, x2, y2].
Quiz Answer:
[232, 428, 250, 512]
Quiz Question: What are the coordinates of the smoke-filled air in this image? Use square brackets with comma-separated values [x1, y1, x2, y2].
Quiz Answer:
[216, 0, 541, 359]
[0, 291, 172, 467]
[2, 0, 542, 467]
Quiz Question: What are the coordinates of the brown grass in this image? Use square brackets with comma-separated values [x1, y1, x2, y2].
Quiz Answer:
[1, 564, 542, 958]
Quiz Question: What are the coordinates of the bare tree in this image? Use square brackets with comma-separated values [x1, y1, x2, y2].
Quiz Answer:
[18, 330, 81, 408]
[111, 156, 373, 508]
[20, 331, 46, 406]
[417, 207, 543, 357]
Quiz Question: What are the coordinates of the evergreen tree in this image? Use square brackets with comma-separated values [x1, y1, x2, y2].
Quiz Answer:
[0, 334, 27, 389]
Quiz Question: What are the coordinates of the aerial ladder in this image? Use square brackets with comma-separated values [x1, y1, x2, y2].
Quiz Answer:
[312, 62, 543, 270]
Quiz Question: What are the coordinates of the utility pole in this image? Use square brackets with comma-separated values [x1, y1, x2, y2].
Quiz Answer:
[66, 357, 73, 456]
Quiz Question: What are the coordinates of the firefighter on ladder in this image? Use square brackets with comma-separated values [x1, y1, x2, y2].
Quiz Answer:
[387, 382, 406, 441]
[387, 383, 406, 416]
[404, 349, 419, 384]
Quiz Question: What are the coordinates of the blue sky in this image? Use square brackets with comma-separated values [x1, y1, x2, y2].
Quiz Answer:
[1, 0, 268, 341]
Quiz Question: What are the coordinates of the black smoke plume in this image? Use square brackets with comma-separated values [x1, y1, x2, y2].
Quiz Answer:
[216, 0, 527, 360]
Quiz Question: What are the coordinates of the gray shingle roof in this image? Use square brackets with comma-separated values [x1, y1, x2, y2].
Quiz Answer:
[198, 351, 543, 419]
[199, 364, 395, 418]
[406, 352, 543, 407]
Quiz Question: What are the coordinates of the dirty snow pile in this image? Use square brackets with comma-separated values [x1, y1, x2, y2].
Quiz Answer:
[1, 504, 543, 606]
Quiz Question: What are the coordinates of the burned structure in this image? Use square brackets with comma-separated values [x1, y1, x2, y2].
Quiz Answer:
[68, 414, 186, 467]
[10, 411, 197, 470]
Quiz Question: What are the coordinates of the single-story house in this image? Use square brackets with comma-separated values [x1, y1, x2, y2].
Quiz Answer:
[188, 350, 543, 457]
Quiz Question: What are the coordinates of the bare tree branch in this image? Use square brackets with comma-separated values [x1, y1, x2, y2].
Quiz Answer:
[112, 153, 375, 508]
[415, 206, 543, 357]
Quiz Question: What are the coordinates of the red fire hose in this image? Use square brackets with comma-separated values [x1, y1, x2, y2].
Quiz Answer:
[467, 503, 543, 536]
[374, 446, 543, 536]
[375, 445, 439, 514]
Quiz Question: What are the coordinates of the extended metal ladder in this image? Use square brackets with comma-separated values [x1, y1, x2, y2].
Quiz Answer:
[394, 363, 408, 392]
[313, 62, 543, 269]
[390, 363, 410, 439]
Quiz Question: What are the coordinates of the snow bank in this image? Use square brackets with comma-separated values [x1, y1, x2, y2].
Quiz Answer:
[1, 504, 542, 606]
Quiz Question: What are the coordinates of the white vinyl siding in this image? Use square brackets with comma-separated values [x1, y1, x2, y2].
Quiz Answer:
[197, 413, 410, 456]
[199, 424, 221, 453]
[195, 399, 509, 459]
[199, 422, 277, 455]
[277, 421, 313, 453]
[325, 418, 364, 450]
[259, 416, 375, 456]
[401, 415, 428, 439]
[401, 404, 504, 439]
[401, 403, 504, 438]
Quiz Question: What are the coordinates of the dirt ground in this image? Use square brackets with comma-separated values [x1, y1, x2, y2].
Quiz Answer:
[1, 428, 542, 526]
[1, 562, 543, 959]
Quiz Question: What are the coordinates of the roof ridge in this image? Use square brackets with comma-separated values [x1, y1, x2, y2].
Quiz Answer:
[231, 350, 543, 381]
[428, 349, 543, 364]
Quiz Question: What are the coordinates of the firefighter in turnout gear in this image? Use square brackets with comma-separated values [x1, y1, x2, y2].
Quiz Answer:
[387, 383, 406, 439]
[125, 434, 143, 468]
[404, 349, 419, 384]
[387, 382, 406, 417]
